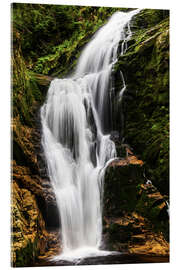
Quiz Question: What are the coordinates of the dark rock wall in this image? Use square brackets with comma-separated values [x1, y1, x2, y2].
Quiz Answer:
[103, 161, 169, 255]
[12, 40, 59, 266]
[103, 9, 169, 254]
[113, 9, 169, 195]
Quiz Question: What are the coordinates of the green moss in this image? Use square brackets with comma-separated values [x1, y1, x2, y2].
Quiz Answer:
[108, 223, 132, 244]
[114, 10, 169, 195]
[13, 4, 131, 77]
[13, 237, 39, 267]
[131, 9, 169, 30]
[12, 43, 44, 126]
[104, 164, 144, 217]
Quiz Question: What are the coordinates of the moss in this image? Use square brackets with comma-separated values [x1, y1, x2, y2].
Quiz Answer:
[104, 164, 144, 217]
[131, 9, 169, 30]
[108, 11, 169, 243]
[113, 11, 169, 195]
[14, 238, 39, 267]
[12, 43, 44, 127]
[134, 185, 169, 240]
[13, 4, 132, 77]
[108, 223, 132, 244]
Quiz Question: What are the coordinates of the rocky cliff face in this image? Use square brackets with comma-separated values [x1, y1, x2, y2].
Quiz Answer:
[102, 9, 169, 256]
[11, 179, 47, 266]
[103, 151, 169, 255]
[113, 9, 169, 195]
[12, 39, 60, 265]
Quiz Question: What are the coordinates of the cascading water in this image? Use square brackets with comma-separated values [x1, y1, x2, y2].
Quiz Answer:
[41, 9, 140, 260]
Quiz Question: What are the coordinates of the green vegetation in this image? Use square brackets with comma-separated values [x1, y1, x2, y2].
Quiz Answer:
[12, 3, 126, 126]
[114, 9, 169, 195]
[14, 238, 39, 267]
[12, 4, 128, 76]
[104, 164, 145, 217]
[104, 163, 169, 246]
[12, 43, 43, 126]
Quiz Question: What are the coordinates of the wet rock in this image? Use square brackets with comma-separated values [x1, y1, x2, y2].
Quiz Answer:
[12, 95, 60, 266]
[113, 13, 169, 196]
[110, 131, 120, 142]
[103, 157, 169, 256]
[11, 181, 49, 267]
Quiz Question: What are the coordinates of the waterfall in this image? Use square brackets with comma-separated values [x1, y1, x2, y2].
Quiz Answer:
[41, 9, 140, 259]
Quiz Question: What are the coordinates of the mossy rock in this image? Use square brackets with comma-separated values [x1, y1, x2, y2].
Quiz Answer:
[113, 10, 169, 196]
[14, 238, 39, 267]
[104, 163, 144, 217]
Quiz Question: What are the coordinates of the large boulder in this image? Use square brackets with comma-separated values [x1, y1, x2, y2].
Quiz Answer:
[103, 154, 169, 255]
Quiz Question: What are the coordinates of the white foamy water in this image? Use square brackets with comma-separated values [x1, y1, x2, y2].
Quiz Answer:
[52, 247, 116, 263]
[41, 9, 140, 260]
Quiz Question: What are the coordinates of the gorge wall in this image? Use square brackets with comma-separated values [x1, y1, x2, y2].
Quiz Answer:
[12, 5, 169, 266]
[103, 9, 169, 256]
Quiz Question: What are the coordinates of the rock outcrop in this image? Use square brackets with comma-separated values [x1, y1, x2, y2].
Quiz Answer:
[103, 151, 169, 256]
[113, 9, 169, 196]
[104, 8, 169, 257]
[11, 180, 47, 266]
[12, 38, 60, 265]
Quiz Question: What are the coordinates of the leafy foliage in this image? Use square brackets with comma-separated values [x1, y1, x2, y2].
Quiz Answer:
[12, 4, 127, 76]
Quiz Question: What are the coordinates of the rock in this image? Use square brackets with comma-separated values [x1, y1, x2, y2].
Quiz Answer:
[12, 124, 60, 267]
[103, 157, 169, 256]
[11, 181, 48, 267]
[104, 156, 144, 218]
[113, 11, 169, 196]
[12, 65, 60, 265]
[110, 131, 120, 142]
